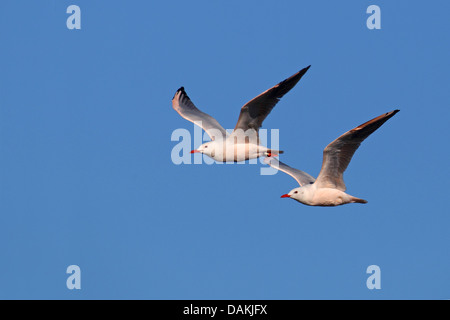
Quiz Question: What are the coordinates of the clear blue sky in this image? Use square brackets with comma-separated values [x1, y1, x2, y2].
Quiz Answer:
[0, 0, 449, 299]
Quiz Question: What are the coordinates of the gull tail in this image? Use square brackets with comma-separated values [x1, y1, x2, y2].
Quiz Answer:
[351, 196, 368, 204]
[266, 150, 284, 157]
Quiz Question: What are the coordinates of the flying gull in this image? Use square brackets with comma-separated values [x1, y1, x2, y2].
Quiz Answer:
[172, 66, 310, 162]
[265, 110, 400, 206]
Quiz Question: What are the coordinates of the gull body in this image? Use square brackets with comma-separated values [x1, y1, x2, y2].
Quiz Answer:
[195, 140, 275, 163]
[172, 66, 311, 162]
[266, 110, 400, 206]
[281, 184, 365, 206]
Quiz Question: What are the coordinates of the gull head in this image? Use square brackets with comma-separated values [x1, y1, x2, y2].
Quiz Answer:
[281, 186, 313, 205]
[191, 141, 215, 157]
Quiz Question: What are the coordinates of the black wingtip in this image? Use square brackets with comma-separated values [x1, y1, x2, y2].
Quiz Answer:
[382, 109, 400, 118]
[173, 86, 186, 99]
[297, 65, 311, 77]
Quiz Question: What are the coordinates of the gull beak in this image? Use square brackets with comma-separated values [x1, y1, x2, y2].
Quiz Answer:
[190, 150, 200, 154]
[281, 194, 290, 198]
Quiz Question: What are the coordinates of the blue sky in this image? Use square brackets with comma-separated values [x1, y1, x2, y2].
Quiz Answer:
[0, 0, 449, 299]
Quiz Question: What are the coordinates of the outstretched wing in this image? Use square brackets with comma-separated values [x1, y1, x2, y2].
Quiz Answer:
[172, 87, 228, 141]
[264, 157, 315, 187]
[233, 66, 310, 134]
[315, 109, 400, 191]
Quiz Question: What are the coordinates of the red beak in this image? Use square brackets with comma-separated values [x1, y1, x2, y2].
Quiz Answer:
[280, 194, 290, 198]
[190, 150, 200, 154]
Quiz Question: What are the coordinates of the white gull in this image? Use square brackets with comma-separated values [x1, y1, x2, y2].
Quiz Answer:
[265, 110, 400, 206]
[172, 66, 310, 162]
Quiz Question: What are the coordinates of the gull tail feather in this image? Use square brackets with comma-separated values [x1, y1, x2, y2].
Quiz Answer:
[351, 196, 368, 204]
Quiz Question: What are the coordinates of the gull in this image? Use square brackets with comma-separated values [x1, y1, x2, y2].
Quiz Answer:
[265, 110, 400, 206]
[172, 66, 310, 162]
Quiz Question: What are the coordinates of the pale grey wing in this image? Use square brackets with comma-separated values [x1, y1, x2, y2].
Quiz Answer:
[233, 66, 311, 134]
[315, 109, 400, 191]
[264, 157, 315, 187]
[172, 87, 228, 141]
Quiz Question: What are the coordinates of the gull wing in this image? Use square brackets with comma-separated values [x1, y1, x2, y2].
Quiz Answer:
[315, 109, 400, 191]
[264, 157, 315, 187]
[172, 87, 228, 141]
[233, 66, 310, 135]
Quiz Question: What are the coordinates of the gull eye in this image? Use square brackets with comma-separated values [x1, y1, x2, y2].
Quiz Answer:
[294, 191, 298, 194]
[205, 146, 208, 148]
